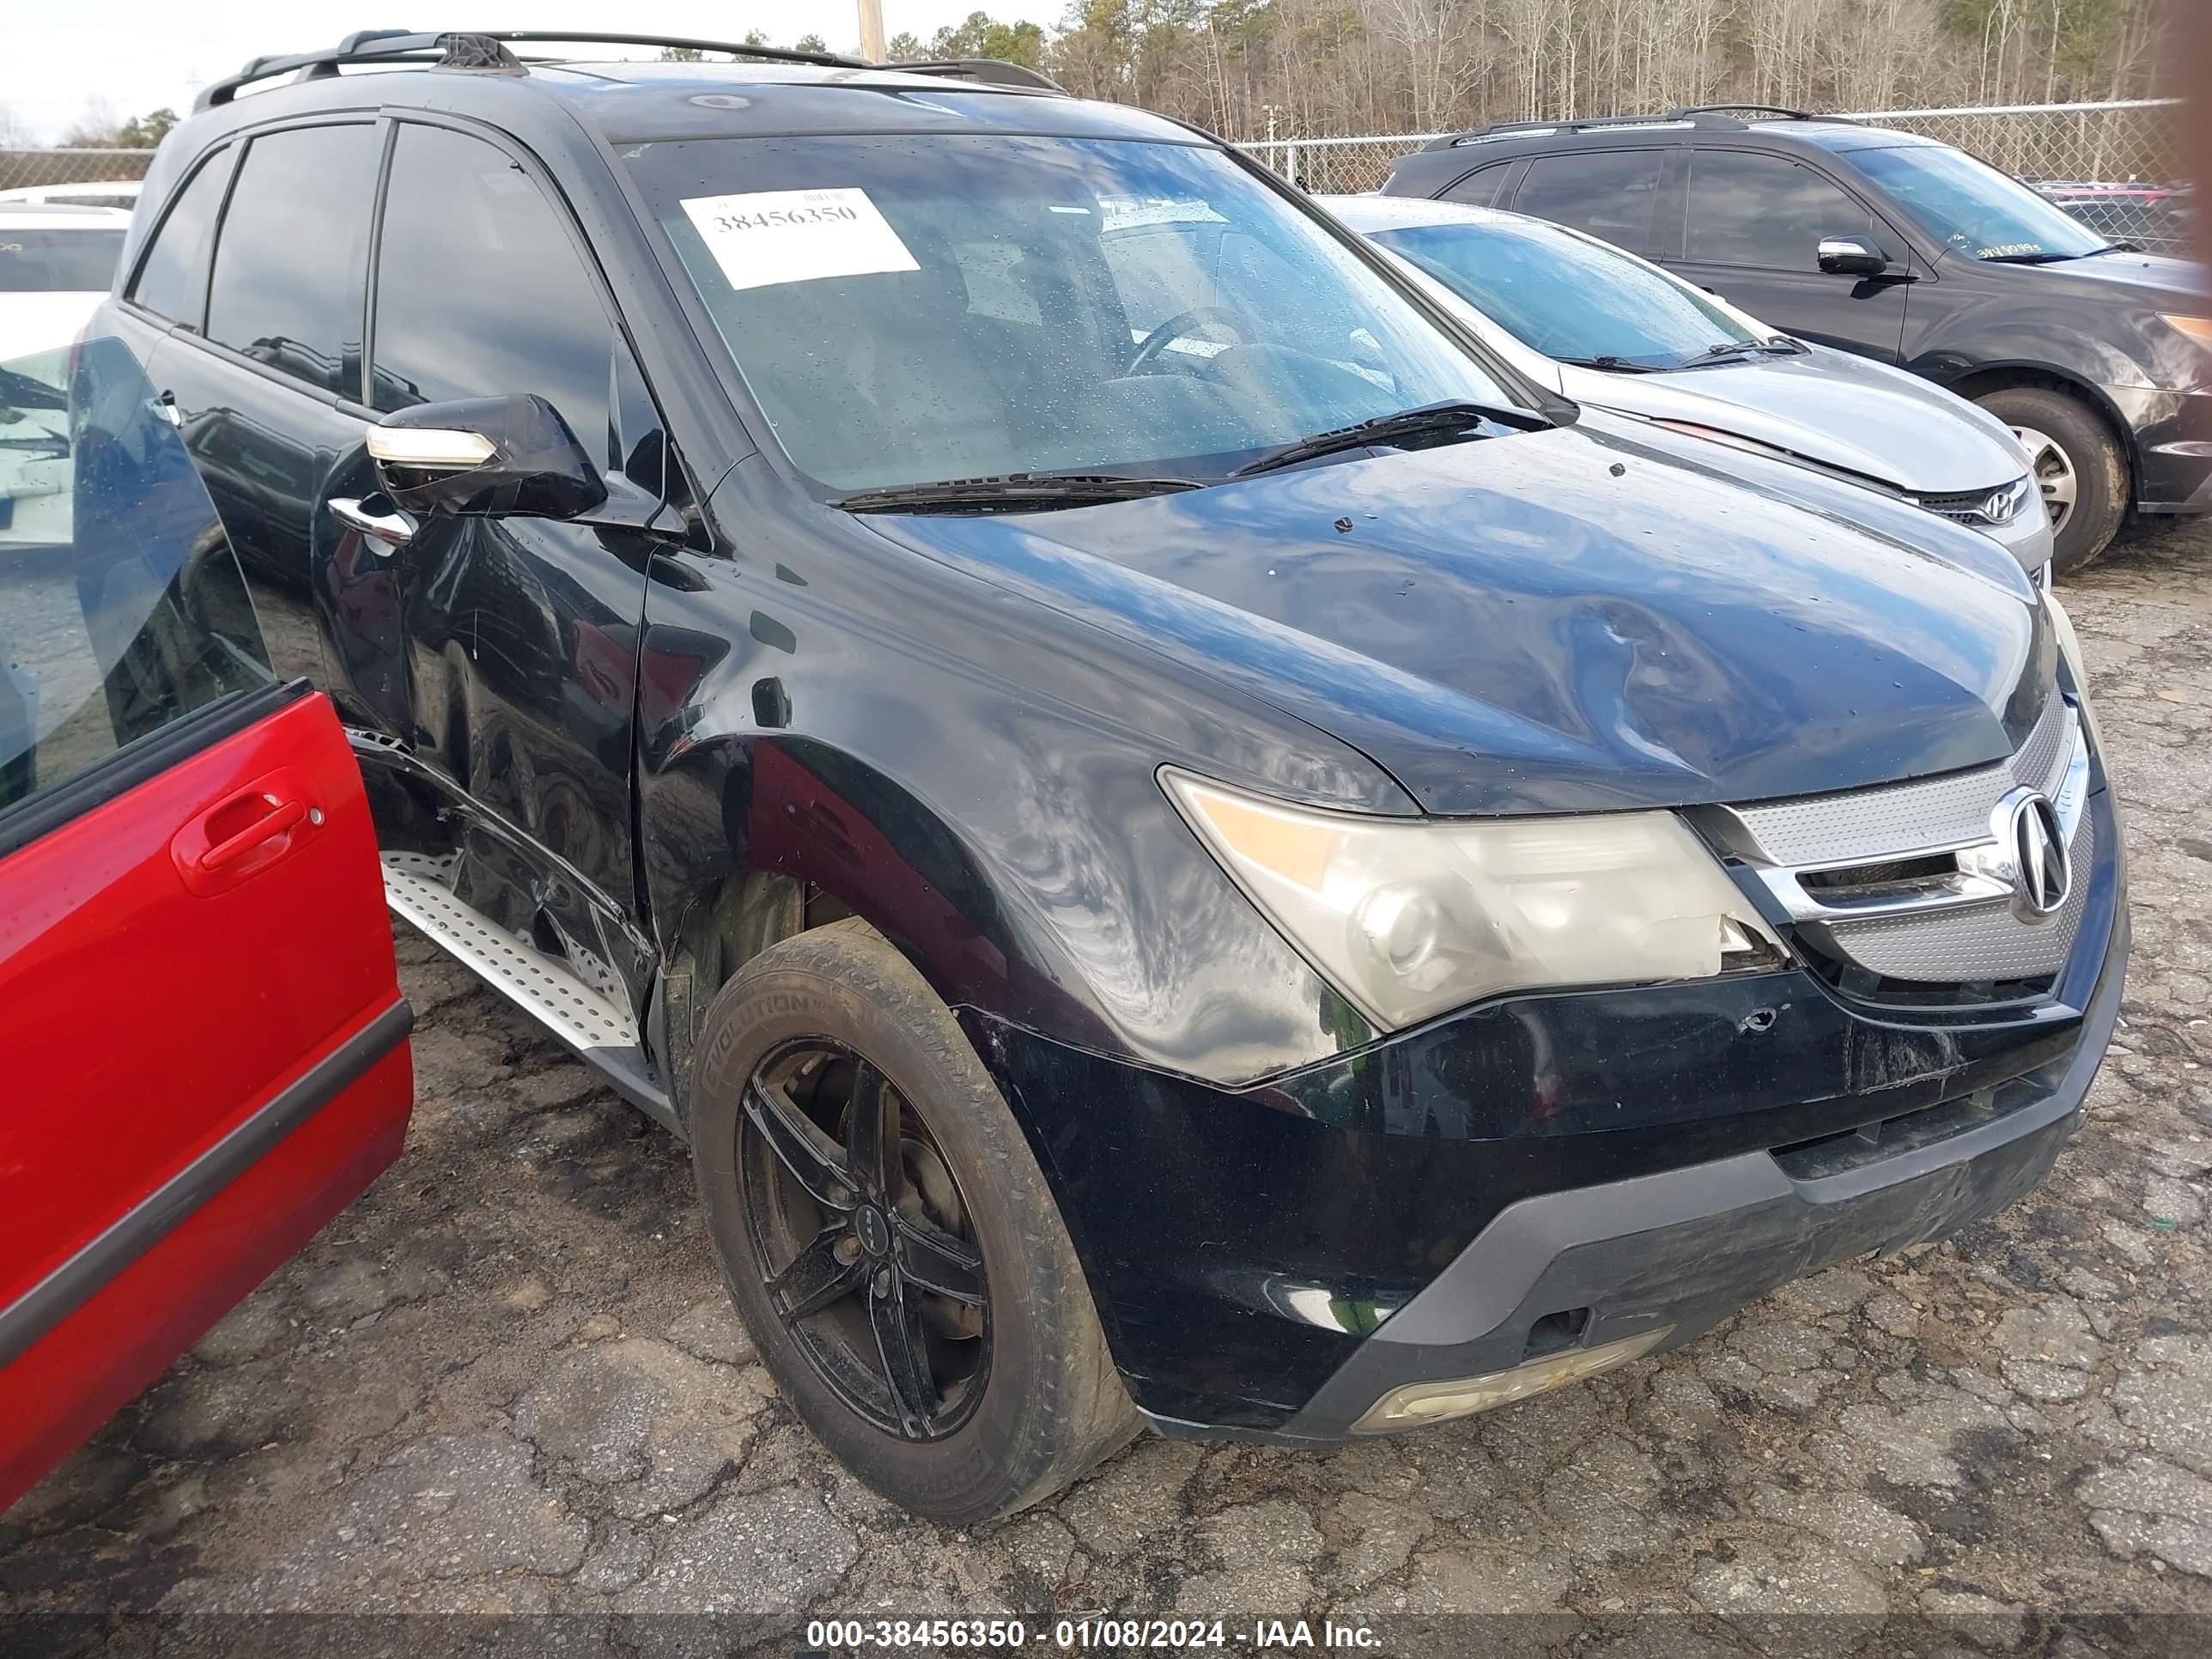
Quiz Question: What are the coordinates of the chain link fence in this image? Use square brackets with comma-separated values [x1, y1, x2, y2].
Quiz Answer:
[1239, 99, 2191, 253]
[0, 147, 154, 204]
[2, 104, 2190, 251]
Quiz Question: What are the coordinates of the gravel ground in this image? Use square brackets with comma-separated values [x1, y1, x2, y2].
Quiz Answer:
[3, 522, 2210, 1653]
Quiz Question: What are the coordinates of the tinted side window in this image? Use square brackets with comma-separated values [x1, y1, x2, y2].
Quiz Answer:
[205, 125, 379, 395]
[370, 124, 617, 465]
[1442, 161, 1516, 210]
[1686, 150, 1874, 270]
[129, 149, 232, 327]
[1512, 151, 1667, 253]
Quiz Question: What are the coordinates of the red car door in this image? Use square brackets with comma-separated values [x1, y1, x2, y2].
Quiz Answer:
[0, 336, 413, 1512]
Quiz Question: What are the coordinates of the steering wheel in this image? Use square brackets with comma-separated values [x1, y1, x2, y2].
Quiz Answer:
[1125, 305, 1249, 374]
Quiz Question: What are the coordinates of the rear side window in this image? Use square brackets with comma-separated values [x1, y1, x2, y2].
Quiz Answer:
[1511, 151, 1667, 253]
[1442, 161, 1516, 210]
[368, 125, 619, 466]
[0, 337, 271, 830]
[205, 125, 380, 395]
[129, 149, 232, 326]
[1686, 150, 1874, 270]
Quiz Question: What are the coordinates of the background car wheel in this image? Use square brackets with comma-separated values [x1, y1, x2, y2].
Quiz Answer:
[690, 917, 1139, 1524]
[1975, 386, 2127, 575]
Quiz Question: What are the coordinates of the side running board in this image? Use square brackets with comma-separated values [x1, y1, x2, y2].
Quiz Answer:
[380, 852, 681, 1139]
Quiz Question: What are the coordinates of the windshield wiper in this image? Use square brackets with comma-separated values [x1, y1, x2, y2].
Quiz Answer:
[1558, 355, 1656, 374]
[0, 366, 67, 412]
[1679, 339, 1799, 367]
[1981, 250, 2082, 264]
[1231, 399, 1532, 479]
[834, 473, 1203, 513]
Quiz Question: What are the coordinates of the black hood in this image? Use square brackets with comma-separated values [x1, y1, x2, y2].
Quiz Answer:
[2001, 248, 2209, 304]
[864, 422, 2055, 815]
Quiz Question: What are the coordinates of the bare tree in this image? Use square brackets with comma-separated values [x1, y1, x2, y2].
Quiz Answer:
[698, 3, 2173, 143]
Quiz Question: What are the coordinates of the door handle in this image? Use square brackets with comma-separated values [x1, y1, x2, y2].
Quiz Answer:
[199, 797, 308, 872]
[329, 495, 416, 550]
[172, 767, 323, 895]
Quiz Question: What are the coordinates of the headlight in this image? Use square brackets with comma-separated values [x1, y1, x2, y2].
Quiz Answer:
[1164, 770, 1783, 1030]
[2044, 587, 2087, 684]
[2041, 588, 2103, 755]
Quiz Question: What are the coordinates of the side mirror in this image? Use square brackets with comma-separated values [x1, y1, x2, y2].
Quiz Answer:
[1816, 235, 1888, 277]
[367, 394, 607, 522]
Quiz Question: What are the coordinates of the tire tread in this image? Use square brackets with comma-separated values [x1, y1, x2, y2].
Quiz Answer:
[690, 918, 1138, 1524]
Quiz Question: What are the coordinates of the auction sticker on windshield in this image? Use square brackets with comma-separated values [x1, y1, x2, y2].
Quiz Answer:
[680, 187, 919, 291]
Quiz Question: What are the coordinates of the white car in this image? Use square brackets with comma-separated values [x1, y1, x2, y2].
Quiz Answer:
[0, 349, 71, 548]
[0, 179, 140, 212]
[1322, 194, 2053, 581]
[0, 204, 131, 362]
[2, 206, 126, 546]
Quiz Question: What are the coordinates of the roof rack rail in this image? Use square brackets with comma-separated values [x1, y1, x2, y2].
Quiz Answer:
[892, 58, 1066, 94]
[195, 28, 870, 111]
[1669, 103, 1851, 124]
[1442, 102, 1860, 146]
[1446, 111, 1696, 145]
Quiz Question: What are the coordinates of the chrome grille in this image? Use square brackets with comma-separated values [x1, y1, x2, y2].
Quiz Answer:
[1911, 477, 2031, 526]
[1731, 696, 2071, 867]
[2012, 694, 2071, 796]
[1715, 694, 2097, 992]
[1915, 488, 2002, 514]
[1817, 805, 2094, 983]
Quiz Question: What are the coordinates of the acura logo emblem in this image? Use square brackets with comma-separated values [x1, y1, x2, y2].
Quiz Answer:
[1994, 787, 2069, 920]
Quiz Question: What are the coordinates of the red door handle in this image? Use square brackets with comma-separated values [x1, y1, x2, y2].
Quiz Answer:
[173, 767, 322, 895]
[199, 798, 308, 871]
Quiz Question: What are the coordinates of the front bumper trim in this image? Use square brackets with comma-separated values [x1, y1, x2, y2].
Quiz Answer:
[1175, 906, 2126, 1446]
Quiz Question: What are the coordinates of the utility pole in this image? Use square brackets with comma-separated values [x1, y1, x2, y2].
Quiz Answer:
[857, 0, 886, 62]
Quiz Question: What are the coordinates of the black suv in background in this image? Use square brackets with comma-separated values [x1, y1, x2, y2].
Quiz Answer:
[1382, 107, 2212, 573]
[100, 34, 2124, 1522]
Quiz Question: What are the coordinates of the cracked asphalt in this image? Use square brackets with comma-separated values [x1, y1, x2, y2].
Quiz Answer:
[3, 524, 2211, 1652]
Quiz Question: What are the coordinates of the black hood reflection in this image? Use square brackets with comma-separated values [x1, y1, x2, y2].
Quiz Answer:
[869, 422, 2051, 814]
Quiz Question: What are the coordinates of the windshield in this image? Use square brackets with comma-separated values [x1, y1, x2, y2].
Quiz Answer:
[1854, 144, 2111, 262]
[0, 228, 125, 294]
[625, 135, 1532, 493]
[1370, 217, 1762, 369]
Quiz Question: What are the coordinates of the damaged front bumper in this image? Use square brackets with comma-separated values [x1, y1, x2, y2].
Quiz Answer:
[970, 780, 2126, 1441]
[1258, 902, 2124, 1441]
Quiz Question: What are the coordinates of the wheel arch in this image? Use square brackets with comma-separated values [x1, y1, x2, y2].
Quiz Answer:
[647, 732, 1121, 1130]
[1936, 361, 2142, 495]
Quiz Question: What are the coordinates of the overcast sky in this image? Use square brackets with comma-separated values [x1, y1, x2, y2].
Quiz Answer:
[2, 3, 1057, 143]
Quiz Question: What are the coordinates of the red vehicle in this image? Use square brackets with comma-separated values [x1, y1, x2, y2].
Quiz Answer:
[0, 337, 412, 1511]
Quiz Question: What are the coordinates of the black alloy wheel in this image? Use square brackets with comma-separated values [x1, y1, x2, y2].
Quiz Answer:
[690, 917, 1137, 1522]
[738, 1037, 989, 1441]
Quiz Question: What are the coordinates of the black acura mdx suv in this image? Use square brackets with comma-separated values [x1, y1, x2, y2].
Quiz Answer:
[1382, 106, 2212, 574]
[101, 33, 2125, 1522]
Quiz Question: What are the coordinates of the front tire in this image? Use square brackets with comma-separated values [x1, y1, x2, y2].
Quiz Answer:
[689, 918, 1138, 1524]
[1975, 385, 2127, 575]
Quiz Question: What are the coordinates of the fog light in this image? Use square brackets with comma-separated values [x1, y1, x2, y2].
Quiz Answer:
[1350, 1326, 1673, 1432]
